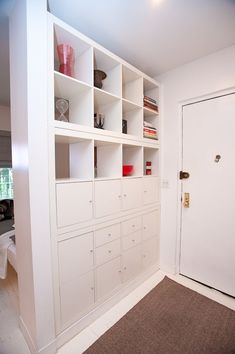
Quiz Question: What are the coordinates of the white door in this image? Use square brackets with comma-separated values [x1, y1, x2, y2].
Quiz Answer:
[143, 177, 159, 205]
[94, 179, 121, 218]
[122, 178, 142, 211]
[180, 93, 235, 297]
[56, 182, 93, 227]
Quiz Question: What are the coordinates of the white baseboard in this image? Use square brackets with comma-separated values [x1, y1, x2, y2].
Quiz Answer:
[19, 316, 57, 354]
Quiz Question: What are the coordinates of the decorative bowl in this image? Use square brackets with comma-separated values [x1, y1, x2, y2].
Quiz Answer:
[94, 70, 107, 89]
[123, 165, 134, 176]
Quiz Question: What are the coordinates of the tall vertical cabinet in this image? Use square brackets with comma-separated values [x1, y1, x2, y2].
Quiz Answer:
[48, 14, 161, 344]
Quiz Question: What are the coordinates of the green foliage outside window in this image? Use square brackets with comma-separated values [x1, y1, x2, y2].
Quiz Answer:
[0, 168, 13, 200]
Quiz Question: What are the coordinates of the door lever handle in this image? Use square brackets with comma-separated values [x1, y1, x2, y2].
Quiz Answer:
[183, 193, 190, 208]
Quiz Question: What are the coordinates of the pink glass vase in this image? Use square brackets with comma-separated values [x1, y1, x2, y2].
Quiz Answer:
[57, 44, 74, 77]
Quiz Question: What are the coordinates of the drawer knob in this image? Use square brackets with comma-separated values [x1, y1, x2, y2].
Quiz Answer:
[144, 190, 147, 193]
[123, 194, 127, 197]
[108, 233, 111, 236]
[89, 200, 93, 203]
[91, 287, 94, 290]
[123, 266, 127, 270]
[108, 250, 112, 253]
[90, 250, 93, 253]
[144, 226, 146, 230]
[132, 239, 135, 242]
[132, 224, 135, 228]
[118, 270, 122, 273]
[118, 195, 121, 199]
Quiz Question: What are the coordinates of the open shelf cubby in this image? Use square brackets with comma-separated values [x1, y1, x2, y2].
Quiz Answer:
[143, 147, 159, 176]
[122, 100, 142, 137]
[55, 135, 93, 180]
[94, 140, 121, 178]
[54, 24, 93, 85]
[94, 48, 121, 97]
[122, 144, 143, 177]
[122, 66, 143, 106]
[54, 72, 93, 126]
[94, 88, 122, 133]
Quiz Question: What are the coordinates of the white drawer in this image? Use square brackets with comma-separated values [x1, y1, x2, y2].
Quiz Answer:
[121, 216, 142, 236]
[122, 230, 142, 251]
[95, 239, 121, 266]
[94, 223, 121, 247]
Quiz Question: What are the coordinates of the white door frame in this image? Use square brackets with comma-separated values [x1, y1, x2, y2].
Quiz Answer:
[174, 86, 235, 275]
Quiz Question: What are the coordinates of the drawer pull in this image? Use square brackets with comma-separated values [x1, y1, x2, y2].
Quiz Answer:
[132, 239, 135, 242]
[143, 226, 146, 230]
[90, 250, 93, 253]
[118, 195, 121, 199]
[108, 233, 112, 236]
[123, 194, 127, 197]
[89, 200, 93, 203]
[123, 266, 127, 270]
[132, 224, 135, 228]
[118, 270, 122, 273]
[91, 287, 94, 290]
[143, 254, 146, 258]
[108, 250, 112, 253]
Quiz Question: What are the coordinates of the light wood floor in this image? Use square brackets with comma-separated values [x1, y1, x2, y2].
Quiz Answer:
[0, 264, 30, 354]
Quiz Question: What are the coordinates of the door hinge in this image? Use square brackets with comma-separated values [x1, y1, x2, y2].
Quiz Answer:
[179, 171, 190, 180]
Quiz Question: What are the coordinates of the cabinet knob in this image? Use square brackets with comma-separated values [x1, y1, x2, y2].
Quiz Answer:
[123, 266, 127, 270]
[123, 194, 127, 197]
[108, 233, 111, 236]
[90, 249, 93, 253]
[108, 250, 112, 253]
[118, 270, 122, 273]
[132, 224, 135, 228]
[89, 200, 93, 203]
[118, 195, 121, 199]
[91, 287, 94, 290]
[144, 190, 147, 193]
[132, 239, 135, 242]
[144, 226, 146, 230]
[143, 254, 146, 258]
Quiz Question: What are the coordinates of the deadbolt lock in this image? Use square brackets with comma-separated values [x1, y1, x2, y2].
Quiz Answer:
[180, 171, 190, 179]
[183, 193, 190, 208]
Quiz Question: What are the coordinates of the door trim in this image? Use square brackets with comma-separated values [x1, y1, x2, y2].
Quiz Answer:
[174, 86, 235, 275]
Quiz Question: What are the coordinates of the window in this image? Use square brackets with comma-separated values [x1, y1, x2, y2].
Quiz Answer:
[0, 168, 13, 200]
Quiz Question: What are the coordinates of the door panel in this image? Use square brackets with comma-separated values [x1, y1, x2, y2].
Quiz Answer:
[94, 179, 121, 218]
[122, 178, 142, 211]
[56, 182, 93, 227]
[180, 94, 235, 296]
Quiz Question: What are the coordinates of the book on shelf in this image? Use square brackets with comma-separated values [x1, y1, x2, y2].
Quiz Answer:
[144, 95, 157, 105]
[143, 126, 158, 140]
[144, 101, 158, 113]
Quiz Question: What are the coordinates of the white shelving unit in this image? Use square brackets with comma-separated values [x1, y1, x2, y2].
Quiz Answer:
[48, 14, 161, 344]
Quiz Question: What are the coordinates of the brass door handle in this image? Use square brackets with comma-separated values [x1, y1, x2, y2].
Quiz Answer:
[183, 193, 190, 208]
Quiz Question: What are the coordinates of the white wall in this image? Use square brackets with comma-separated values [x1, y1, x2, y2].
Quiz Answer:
[158, 45, 235, 273]
[0, 105, 11, 131]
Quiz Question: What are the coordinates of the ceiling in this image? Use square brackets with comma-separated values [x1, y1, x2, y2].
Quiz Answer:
[1, 0, 235, 106]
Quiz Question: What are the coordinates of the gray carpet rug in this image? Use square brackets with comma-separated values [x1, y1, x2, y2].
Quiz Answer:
[85, 276, 235, 354]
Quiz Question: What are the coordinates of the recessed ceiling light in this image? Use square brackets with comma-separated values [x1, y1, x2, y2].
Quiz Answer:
[152, 0, 164, 6]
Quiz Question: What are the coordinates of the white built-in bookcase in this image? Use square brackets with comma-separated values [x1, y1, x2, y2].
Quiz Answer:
[48, 14, 161, 342]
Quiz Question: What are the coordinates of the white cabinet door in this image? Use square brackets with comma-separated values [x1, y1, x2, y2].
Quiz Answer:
[94, 179, 121, 218]
[60, 270, 94, 328]
[142, 237, 159, 269]
[58, 232, 94, 281]
[56, 182, 93, 228]
[143, 210, 160, 241]
[143, 177, 159, 205]
[122, 245, 142, 282]
[95, 257, 122, 301]
[122, 178, 142, 211]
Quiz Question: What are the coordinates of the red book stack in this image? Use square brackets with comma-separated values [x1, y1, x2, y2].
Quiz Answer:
[143, 121, 158, 140]
[143, 96, 158, 113]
